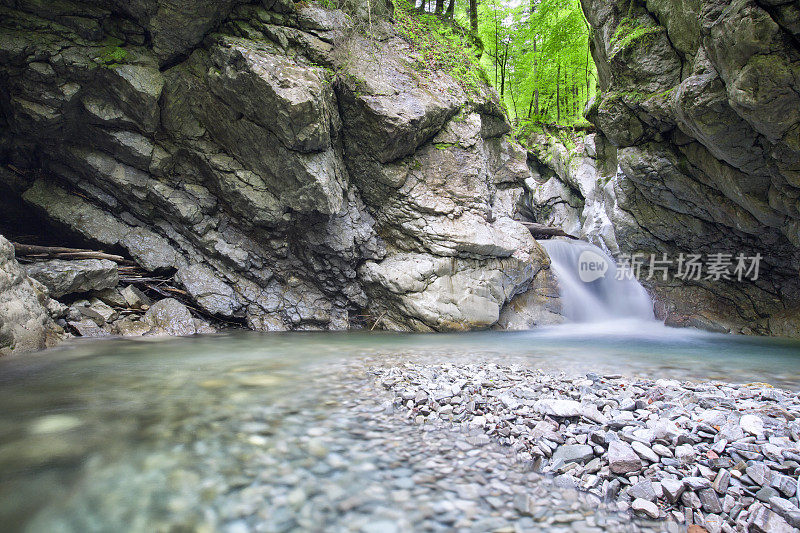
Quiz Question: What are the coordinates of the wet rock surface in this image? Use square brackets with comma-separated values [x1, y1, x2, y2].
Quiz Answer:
[142, 298, 203, 337]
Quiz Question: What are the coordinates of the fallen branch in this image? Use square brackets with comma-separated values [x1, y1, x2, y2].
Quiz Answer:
[12, 242, 132, 264]
[518, 221, 579, 240]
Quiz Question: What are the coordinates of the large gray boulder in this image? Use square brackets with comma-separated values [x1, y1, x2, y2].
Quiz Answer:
[0, 236, 62, 355]
[142, 298, 199, 336]
[24, 259, 119, 298]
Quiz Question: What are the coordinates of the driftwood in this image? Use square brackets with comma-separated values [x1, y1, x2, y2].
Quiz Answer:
[518, 221, 579, 240]
[12, 242, 132, 264]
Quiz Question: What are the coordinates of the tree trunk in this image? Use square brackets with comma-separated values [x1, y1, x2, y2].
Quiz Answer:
[435, 0, 444, 15]
[585, 46, 591, 108]
[469, 0, 478, 34]
[445, 0, 455, 17]
[500, 41, 508, 96]
[563, 64, 568, 121]
[527, 91, 534, 118]
[518, 222, 578, 240]
[12, 243, 131, 263]
[572, 70, 577, 117]
[556, 62, 561, 123]
[508, 70, 519, 120]
[494, 9, 499, 87]
[530, 38, 539, 118]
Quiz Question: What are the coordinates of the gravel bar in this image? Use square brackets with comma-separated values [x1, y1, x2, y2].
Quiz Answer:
[373, 363, 800, 532]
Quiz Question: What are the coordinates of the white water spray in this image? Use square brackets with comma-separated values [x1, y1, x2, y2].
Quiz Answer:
[538, 239, 654, 322]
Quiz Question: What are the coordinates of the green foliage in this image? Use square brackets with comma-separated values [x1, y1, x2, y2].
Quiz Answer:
[461, 0, 597, 127]
[394, 0, 485, 92]
[611, 17, 661, 57]
[310, 0, 337, 8]
[96, 39, 128, 67]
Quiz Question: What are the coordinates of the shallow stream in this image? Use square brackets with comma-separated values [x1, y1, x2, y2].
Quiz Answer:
[2, 324, 799, 532]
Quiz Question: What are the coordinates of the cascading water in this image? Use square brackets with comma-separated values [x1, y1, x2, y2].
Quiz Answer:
[538, 239, 654, 322]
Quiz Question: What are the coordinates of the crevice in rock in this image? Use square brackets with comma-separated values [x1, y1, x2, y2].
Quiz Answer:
[755, 0, 800, 50]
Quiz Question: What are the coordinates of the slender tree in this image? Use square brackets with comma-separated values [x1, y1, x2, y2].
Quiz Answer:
[555, 61, 561, 123]
[469, 0, 478, 33]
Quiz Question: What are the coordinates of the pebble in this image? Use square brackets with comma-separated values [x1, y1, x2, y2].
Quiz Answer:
[746, 462, 771, 486]
[631, 441, 659, 463]
[608, 441, 642, 474]
[750, 506, 795, 533]
[552, 444, 595, 464]
[534, 399, 582, 418]
[756, 486, 779, 502]
[740, 414, 764, 436]
[769, 496, 800, 528]
[675, 444, 696, 465]
[698, 488, 722, 513]
[631, 498, 659, 519]
[627, 480, 656, 502]
[661, 478, 685, 503]
[683, 477, 711, 490]
[651, 443, 672, 458]
[712, 469, 730, 494]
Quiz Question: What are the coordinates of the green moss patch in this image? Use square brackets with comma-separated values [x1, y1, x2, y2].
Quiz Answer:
[610, 17, 662, 58]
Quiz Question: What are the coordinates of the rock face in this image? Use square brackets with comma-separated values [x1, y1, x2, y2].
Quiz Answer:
[0, 236, 62, 355]
[0, 0, 555, 334]
[529, 0, 800, 335]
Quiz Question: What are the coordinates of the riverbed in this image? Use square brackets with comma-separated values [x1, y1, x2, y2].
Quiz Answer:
[1, 323, 799, 532]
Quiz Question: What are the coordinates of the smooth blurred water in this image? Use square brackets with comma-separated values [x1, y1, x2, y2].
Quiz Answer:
[1, 327, 799, 532]
[538, 239, 654, 322]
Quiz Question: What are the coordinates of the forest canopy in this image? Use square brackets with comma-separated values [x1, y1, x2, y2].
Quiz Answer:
[406, 0, 597, 128]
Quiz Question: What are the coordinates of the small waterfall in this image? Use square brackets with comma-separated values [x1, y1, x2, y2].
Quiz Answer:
[538, 239, 654, 322]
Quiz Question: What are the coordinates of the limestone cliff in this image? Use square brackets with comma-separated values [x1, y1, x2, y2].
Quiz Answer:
[0, 0, 555, 333]
[530, 0, 800, 335]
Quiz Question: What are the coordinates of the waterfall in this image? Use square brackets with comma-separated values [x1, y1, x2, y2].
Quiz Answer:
[538, 239, 654, 322]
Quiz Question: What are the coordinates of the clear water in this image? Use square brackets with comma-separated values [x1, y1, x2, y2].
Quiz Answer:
[1, 326, 800, 532]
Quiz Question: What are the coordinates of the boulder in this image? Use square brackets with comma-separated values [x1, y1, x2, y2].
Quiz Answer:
[68, 319, 110, 338]
[112, 316, 153, 337]
[142, 298, 198, 336]
[175, 264, 240, 317]
[24, 259, 118, 298]
[0, 236, 62, 355]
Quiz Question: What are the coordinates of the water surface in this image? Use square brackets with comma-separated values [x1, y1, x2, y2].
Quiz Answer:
[1, 325, 799, 532]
